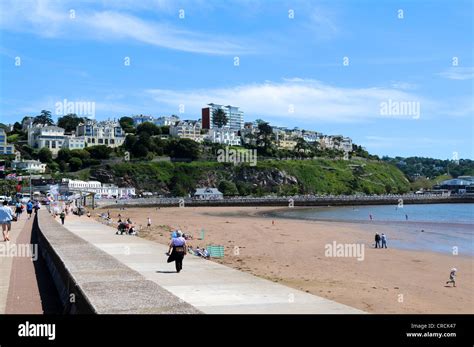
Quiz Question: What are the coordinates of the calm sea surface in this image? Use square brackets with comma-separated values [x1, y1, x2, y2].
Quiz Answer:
[276, 203, 474, 224]
[271, 203, 473, 255]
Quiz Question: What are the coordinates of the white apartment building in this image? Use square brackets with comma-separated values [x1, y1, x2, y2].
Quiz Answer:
[132, 115, 180, 127]
[60, 179, 135, 198]
[318, 135, 353, 154]
[202, 103, 244, 132]
[0, 128, 15, 155]
[302, 131, 320, 143]
[339, 137, 353, 153]
[76, 119, 125, 148]
[206, 128, 241, 146]
[132, 115, 155, 126]
[11, 160, 47, 173]
[170, 120, 204, 143]
[155, 115, 180, 127]
[63, 135, 85, 150]
[28, 125, 67, 155]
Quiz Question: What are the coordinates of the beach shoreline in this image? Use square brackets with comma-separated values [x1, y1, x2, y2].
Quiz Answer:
[95, 206, 474, 313]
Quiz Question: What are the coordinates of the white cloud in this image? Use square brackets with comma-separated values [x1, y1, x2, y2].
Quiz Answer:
[0, 0, 251, 55]
[146, 79, 432, 123]
[438, 67, 474, 80]
[303, 8, 340, 39]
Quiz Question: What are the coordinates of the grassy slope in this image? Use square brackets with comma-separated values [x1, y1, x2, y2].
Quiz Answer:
[107, 159, 411, 195]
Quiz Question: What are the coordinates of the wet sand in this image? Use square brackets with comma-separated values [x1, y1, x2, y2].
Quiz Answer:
[95, 206, 474, 313]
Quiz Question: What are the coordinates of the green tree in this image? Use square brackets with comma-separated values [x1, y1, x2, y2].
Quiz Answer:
[137, 122, 161, 136]
[294, 138, 310, 156]
[212, 108, 228, 128]
[70, 149, 90, 160]
[84, 145, 112, 159]
[13, 122, 22, 132]
[0, 179, 17, 196]
[123, 134, 138, 152]
[218, 180, 238, 196]
[119, 116, 135, 133]
[57, 114, 84, 132]
[160, 126, 170, 135]
[57, 148, 72, 162]
[256, 121, 275, 154]
[132, 143, 149, 158]
[68, 157, 83, 171]
[38, 147, 53, 163]
[165, 138, 200, 160]
[33, 110, 54, 125]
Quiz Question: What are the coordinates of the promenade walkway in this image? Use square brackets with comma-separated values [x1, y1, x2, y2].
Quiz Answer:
[0, 213, 61, 314]
[58, 214, 364, 314]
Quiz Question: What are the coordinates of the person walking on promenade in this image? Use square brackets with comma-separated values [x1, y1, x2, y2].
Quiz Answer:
[375, 232, 381, 248]
[26, 200, 33, 219]
[15, 201, 23, 220]
[381, 233, 388, 248]
[33, 201, 40, 214]
[167, 230, 187, 273]
[0, 201, 13, 241]
[446, 268, 457, 287]
[60, 211, 66, 225]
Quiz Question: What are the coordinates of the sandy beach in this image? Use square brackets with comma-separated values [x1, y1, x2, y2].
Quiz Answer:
[95, 206, 473, 314]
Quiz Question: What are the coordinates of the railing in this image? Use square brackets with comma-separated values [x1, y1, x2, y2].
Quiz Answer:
[96, 193, 474, 208]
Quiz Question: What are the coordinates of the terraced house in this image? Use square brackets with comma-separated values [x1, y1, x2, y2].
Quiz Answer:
[0, 128, 15, 155]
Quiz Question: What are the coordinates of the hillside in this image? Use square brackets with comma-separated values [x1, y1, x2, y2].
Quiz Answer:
[87, 159, 410, 196]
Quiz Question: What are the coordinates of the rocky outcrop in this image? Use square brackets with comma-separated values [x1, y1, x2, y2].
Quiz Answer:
[234, 167, 299, 188]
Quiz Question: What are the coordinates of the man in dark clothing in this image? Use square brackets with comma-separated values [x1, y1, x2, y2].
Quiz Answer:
[375, 233, 381, 248]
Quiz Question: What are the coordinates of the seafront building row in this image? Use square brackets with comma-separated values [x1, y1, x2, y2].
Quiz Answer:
[2, 103, 353, 168]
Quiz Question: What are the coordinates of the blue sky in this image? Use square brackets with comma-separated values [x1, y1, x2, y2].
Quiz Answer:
[0, 0, 472, 159]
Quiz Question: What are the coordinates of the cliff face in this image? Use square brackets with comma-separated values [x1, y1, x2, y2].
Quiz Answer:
[89, 159, 410, 196]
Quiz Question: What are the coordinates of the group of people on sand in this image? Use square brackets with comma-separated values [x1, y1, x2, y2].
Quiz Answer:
[188, 245, 210, 258]
[374, 232, 388, 248]
[116, 215, 137, 235]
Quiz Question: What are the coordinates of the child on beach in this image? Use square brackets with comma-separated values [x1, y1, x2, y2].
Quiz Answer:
[446, 268, 457, 287]
[147, 217, 151, 228]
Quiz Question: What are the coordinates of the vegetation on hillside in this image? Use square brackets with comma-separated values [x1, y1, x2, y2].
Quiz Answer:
[85, 159, 411, 197]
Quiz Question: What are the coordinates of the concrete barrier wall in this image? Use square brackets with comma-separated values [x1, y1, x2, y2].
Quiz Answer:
[35, 210, 200, 314]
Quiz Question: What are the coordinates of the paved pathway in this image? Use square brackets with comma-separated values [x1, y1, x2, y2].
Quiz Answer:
[59, 214, 364, 314]
[0, 213, 26, 313]
[1, 212, 62, 314]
